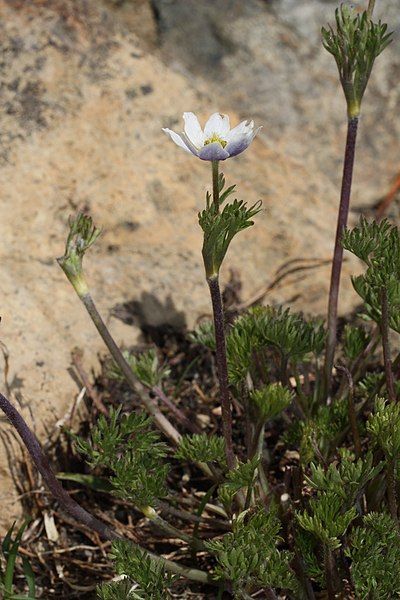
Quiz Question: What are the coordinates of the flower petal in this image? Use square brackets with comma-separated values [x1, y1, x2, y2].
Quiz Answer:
[183, 112, 205, 148]
[225, 126, 262, 158]
[198, 142, 230, 161]
[225, 119, 254, 142]
[181, 132, 201, 156]
[204, 113, 230, 137]
[162, 128, 197, 156]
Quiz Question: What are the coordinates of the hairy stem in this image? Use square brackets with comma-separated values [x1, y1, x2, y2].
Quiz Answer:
[324, 117, 359, 398]
[0, 392, 212, 584]
[0, 393, 117, 541]
[207, 276, 236, 470]
[386, 459, 399, 528]
[212, 160, 219, 207]
[380, 287, 396, 402]
[323, 545, 337, 600]
[144, 508, 206, 551]
[158, 499, 229, 530]
[80, 293, 181, 444]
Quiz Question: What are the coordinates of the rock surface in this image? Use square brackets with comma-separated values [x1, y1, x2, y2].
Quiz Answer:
[0, 0, 398, 527]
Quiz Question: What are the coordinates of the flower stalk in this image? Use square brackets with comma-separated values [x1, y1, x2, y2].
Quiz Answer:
[207, 274, 236, 470]
[212, 160, 219, 205]
[80, 292, 182, 444]
[322, 5, 392, 397]
[324, 116, 359, 397]
[204, 160, 236, 471]
[57, 214, 181, 445]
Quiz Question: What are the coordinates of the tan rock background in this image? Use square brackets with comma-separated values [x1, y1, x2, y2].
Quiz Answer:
[0, 0, 398, 527]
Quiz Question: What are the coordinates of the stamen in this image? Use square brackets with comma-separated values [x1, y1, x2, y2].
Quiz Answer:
[204, 133, 227, 148]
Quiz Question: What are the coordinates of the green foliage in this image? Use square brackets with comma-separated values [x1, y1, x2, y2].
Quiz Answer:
[249, 382, 292, 423]
[226, 310, 258, 385]
[297, 492, 357, 550]
[367, 397, 400, 459]
[206, 509, 297, 597]
[322, 6, 392, 115]
[357, 371, 382, 397]
[342, 217, 393, 265]
[226, 306, 325, 385]
[175, 433, 226, 465]
[62, 212, 102, 260]
[97, 541, 174, 600]
[107, 349, 170, 389]
[0, 521, 36, 600]
[97, 579, 136, 600]
[305, 453, 382, 507]
[347, 513, 400, 599]
[188, 320, 216, 350]
[225, 457, 260, 493]
[199, 173, 262, 277]
[288, 398, 348, 464]
[71, 407, 168, 508]
[257, 307, 325, 360]
[343, 324, 370, 361]
[217, 458, 260, 511]
[353, 274, 400, 333]
[295, 529, 326, 587]
[344, 218, 400, 332]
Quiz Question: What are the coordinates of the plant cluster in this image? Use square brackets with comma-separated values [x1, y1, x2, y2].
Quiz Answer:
[0, 2, 398, 599]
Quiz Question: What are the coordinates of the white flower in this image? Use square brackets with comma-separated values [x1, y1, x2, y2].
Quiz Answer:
[162, 112, 261, 161]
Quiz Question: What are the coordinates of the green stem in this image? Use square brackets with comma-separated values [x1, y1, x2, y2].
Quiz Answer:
[158, 498, 228, 530]
[143, 507, 206, 551]
[244, 481, 254, 511]
[79, 292, 181, 444]
[212, 160, 219, 208]
[192, 483, 219, 553]
[250, 422, 264, 459]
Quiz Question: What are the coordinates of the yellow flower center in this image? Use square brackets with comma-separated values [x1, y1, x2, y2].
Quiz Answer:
[204, 133, 227, 148]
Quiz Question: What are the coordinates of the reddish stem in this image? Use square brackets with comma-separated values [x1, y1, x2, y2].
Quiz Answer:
[324, 117, 359, 398]
[207, 276, 235, 470]
[0, 392, 118, 541]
